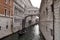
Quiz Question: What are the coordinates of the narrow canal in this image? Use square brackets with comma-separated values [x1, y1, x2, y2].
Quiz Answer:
[2, 24, 41, 40]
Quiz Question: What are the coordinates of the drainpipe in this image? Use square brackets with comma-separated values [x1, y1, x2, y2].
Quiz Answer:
[53, 0, 55, 40]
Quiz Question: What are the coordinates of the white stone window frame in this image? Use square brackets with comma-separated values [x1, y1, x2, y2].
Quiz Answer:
[4, 8, 10, 17]
[5, 0, 10, 4]
[8, 9, 10, 17]
[7, 9, 10, 17]
[0, 14, 5, 16]
[5, 0, 8, 4]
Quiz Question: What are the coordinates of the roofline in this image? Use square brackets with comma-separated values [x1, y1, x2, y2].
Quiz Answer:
[29, 0, 33, 7]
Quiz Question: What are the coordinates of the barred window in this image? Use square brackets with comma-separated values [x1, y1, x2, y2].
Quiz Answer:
[46, 8, 48, 15]
[50, 29, 53, 36]
[5, 9, 7, 16]
[0, 26, 1, 30]
[7, 10, 10, 16]
[51, 4, 54, 12]
[6, 25, 8, 29]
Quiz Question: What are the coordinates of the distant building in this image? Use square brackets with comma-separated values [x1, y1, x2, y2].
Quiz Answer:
[13, 0, 25, 32]
[25, 7, 39, 15]
[24, 7, 39, 27]
[13, 0, 34, 31]
[21, 0, 33, 8]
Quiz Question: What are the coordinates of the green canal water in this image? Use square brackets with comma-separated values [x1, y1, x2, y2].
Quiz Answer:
[2, 24, 41, 40]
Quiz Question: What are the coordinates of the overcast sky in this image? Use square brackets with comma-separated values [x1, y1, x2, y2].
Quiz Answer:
[30, 0, 41, 8]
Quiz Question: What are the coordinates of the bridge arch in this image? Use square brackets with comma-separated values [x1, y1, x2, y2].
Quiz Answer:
[22, 15, 39, 28]
[22, 15, 33, 28]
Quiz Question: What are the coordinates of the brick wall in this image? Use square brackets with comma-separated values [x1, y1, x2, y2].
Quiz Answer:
[0, 0, 13, 17]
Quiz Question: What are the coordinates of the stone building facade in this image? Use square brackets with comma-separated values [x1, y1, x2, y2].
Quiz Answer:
[54, 0, 60, 40]
[13, 0, 25, 33]
[39, 0, 53, 40]
[13, 0, 33, 32]
[0, 0, 39, 39]
[39, 0, 60, 40]
[0, 0, 13, 38]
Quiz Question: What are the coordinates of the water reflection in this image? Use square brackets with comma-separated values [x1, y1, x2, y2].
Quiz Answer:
[33, 24, 40, 35]
[2, 24, 40, 40]
[19, 24, 40, 40]
[32, 24, 40, 40]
